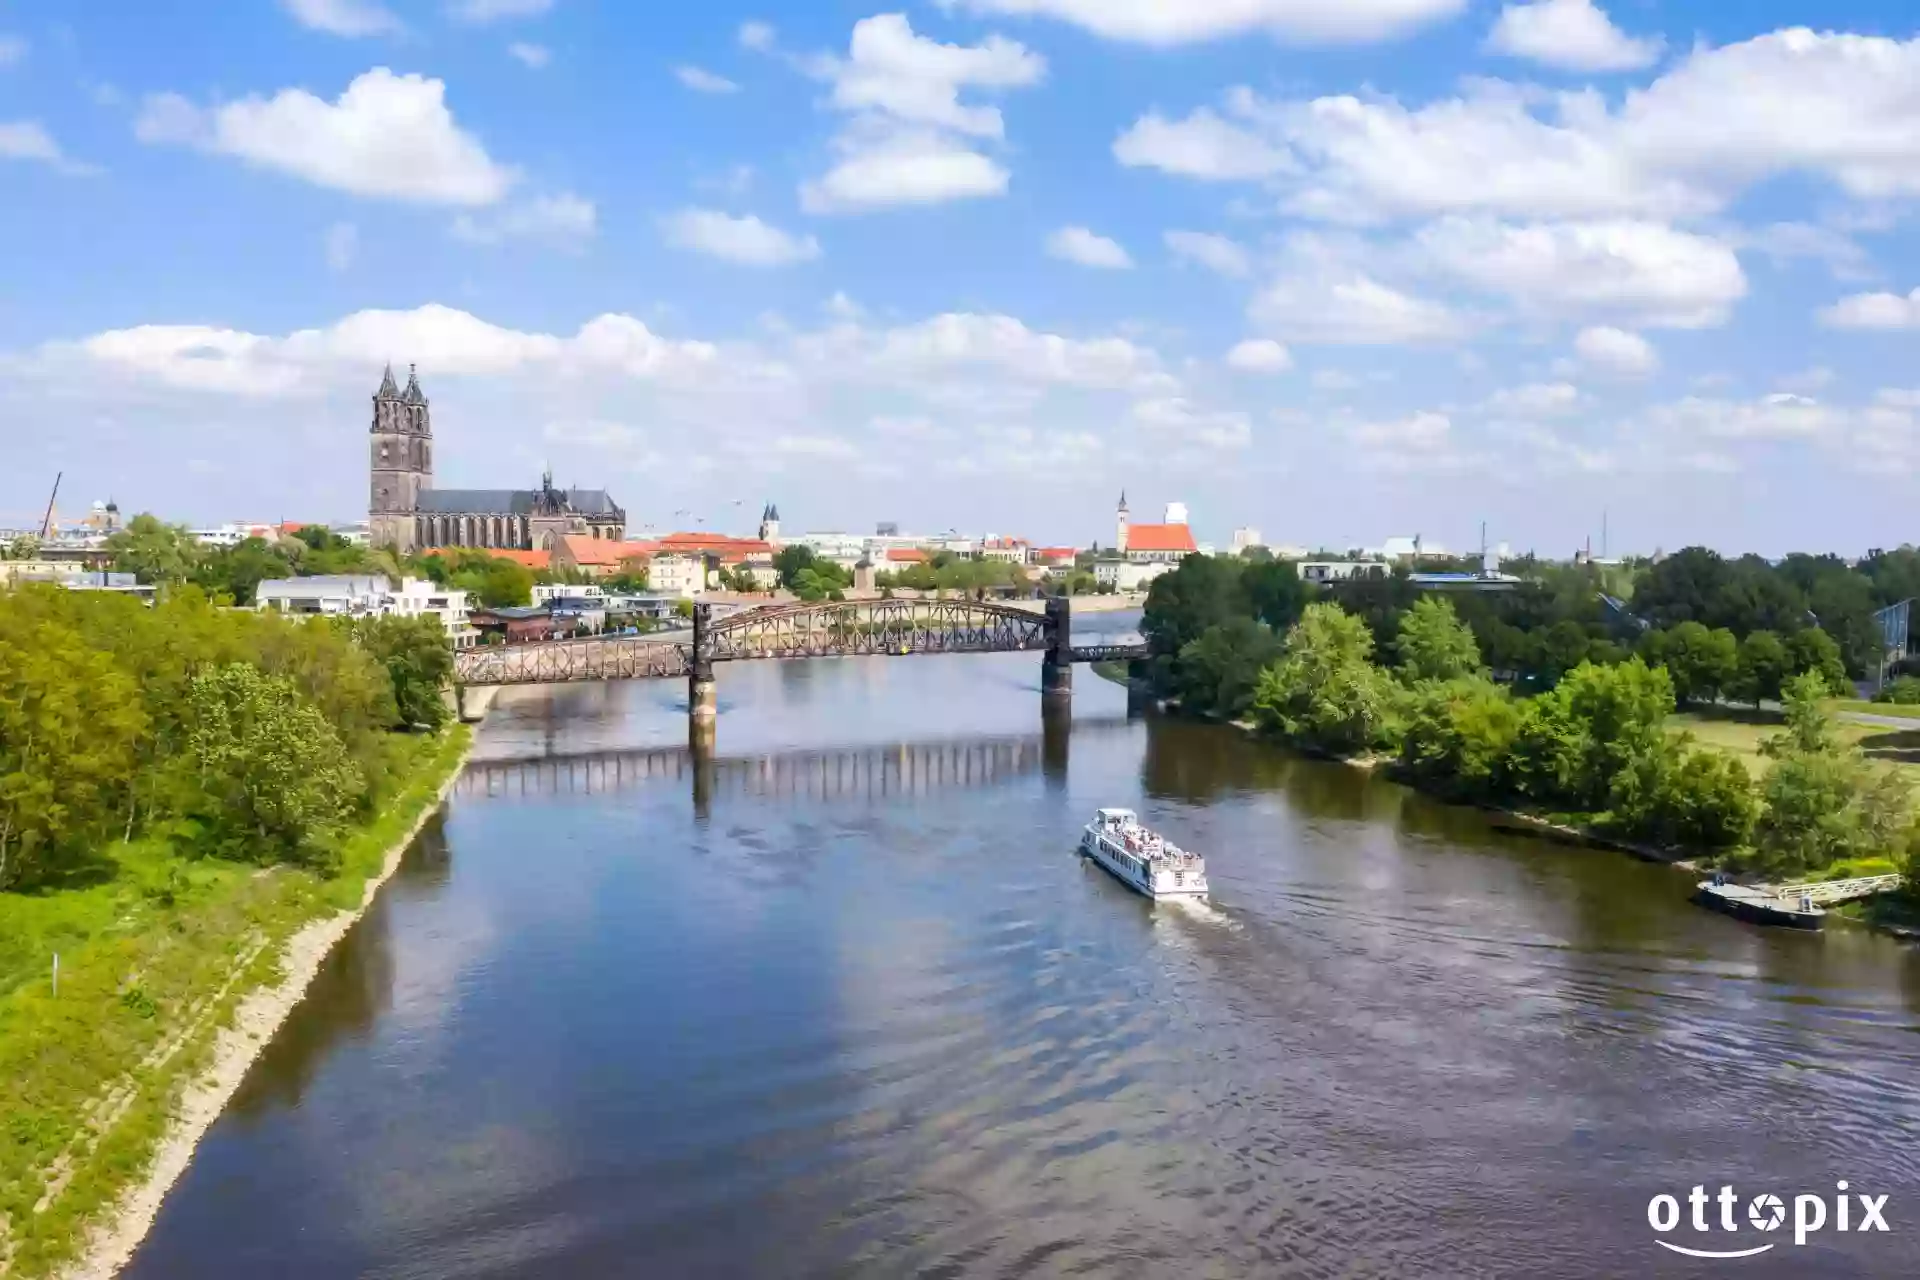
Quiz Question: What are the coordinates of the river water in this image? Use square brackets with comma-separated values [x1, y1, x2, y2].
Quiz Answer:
[125, 616, 1920, 1278]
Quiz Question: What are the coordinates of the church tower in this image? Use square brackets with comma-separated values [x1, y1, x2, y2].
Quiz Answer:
[369, 363, 433, 553]
[1115, 490, 1130, 555]
[758, 502, 781, 546]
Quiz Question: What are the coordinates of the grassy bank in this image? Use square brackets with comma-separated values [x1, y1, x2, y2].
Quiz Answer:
[1670, 707, 1920, 781]
[0, 724, 471, 1279]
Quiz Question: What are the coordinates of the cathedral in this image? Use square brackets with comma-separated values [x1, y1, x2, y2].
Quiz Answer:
[367, 364, 627, 555]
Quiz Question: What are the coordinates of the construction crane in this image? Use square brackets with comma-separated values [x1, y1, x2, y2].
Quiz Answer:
[38, 471, 62, 538]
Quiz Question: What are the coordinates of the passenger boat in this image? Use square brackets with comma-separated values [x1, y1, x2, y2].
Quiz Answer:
[1079, 808, 1209, 900]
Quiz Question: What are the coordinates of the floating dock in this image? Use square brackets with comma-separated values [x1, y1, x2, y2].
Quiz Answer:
[1693, 874, 1906, 931]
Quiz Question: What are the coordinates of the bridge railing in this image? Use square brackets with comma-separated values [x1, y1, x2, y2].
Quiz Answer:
[1770, 874, 1906, 904]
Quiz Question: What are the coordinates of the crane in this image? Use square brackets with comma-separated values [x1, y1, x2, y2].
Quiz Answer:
[39, 471, 62, 538]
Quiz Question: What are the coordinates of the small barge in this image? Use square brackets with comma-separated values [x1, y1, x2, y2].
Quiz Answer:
[1692, 872, 1906, 931]
[1079, 808, 1209, 900]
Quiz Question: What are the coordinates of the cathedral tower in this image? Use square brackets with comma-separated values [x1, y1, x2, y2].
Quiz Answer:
[369, 363, 433, 552]
[758, 502, 781, 546]
[1115, 490, 1130, 555]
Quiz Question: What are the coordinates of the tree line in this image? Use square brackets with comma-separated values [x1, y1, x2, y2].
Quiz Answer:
[0, 585, 454, 892]
[1142, 554, 1920, 881]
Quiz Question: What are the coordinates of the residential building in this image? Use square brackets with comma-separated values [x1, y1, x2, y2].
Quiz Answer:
[1232, 527, 1263, 553]
[886, 548, 930, 567]
[384, 578, 477, 648]
[547, 596, 608, 634]
[548, 535, 660, 578]
[256, 575, 389, 617]
[533, 582, 606, 605]
[979, 536, 1031, 566]
[1093, 560, 1174, 591]
[1299, 561, 1391, 584]
[1034, 546, 1078, 572]
[648, 553, 706, 598]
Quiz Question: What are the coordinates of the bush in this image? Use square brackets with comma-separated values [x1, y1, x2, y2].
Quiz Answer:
[1398, 677, 1520, 800]
[1872, 675, 1920, 705]
[1610, 736, 1756, 850]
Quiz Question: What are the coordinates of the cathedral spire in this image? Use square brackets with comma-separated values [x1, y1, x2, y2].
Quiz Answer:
[377, 362, 399, 398]
[402, 362, 426, 405]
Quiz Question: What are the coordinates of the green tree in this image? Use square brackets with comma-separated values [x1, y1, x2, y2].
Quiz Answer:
[105, 513, 201, 584]
[1251, 602, 1400, 756]
[1785, 627, 1850, 695]
[774, 545, 820, 589]
[1174, 619, 1283, 719]
[1394, 596, 1484, 683]
[1240, 559, 1311, 633]
[1398, 676, 1521, 800]
[4, 533, 41, 560]
[1608, 734, 1756, 850]
[1142, 554, 1244, 661]
[1733, 630, 1790, 708]
[1660, 621, 1740, 707]
[1512, 659, 1675, 811]
[353, 616, 454, 730]
[193, 536, 297, 606]
[186, 663, 365, 870]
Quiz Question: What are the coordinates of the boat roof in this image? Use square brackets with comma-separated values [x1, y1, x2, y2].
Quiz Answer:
[1096, 807, 1138, 820]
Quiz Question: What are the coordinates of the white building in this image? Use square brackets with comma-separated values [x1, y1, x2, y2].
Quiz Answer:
[979, 537, 1031, 566]
[1163, 501, 1189, 526]
[1231, 527, 1263, 553]
[648, 553, 706, 599]
[1093, 560, 1174, 591]
[533, 582, 606, 605]
[383, 578, 477, 648]
[1299, 561, 1392, 584]
[257, 576, 476, 647]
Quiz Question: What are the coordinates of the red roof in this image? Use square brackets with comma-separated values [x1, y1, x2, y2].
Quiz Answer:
[1124, 524, 1197, 554]
[656, 532, 774, 557]
[489, 548, 551, 570]
[1035, 546, 1077, 562]
[887, 548, 930, 563]
[558, 535, 660, 567]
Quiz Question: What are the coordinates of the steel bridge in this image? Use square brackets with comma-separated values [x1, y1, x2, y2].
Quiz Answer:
[453, 597, 1146, 719]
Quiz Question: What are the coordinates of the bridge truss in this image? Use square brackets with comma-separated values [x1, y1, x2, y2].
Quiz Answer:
[705, 599, 1049, 662]
[455, 635, 690, 686]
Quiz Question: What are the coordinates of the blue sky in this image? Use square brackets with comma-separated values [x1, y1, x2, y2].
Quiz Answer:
[4, 0, 1920, 556]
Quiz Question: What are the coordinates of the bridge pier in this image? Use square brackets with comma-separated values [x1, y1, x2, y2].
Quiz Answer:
[1041, 596, 1072, 701]
[689, 602, 717, 723]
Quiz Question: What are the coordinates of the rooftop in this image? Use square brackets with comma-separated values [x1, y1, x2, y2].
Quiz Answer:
[1124, 523, 1198, 554]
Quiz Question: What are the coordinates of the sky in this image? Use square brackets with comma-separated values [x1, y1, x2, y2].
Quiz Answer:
[3, 0, 1920, 557]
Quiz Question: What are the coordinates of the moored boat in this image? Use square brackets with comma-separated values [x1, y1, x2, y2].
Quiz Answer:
[1079, 808, 1208, 900]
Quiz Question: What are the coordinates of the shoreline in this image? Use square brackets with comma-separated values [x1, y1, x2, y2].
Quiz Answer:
[1113, 677, 1916, 941]
[55, 734, 476, 1280]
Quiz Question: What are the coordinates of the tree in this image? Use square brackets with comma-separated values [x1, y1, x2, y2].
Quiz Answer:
[1659, 621, 1739, 707]
[774, 545, 819, 589]
[1608, 734, 1756, 850]
[1174, 619, 1283, 719]
[1394, 596, 1484, 682]
[4, 533, 41, 560]
[1511, 659, 1675, 811]
[1733, 630, 1790, 708]
[1240, 559, 1310, 633]
[106, 513, 201, 584]
[1141, 554, 1244, 660]
[1398, 676, 1521, 800]
[1251, 602, 1400, 756]
[186, 663, 365, 870]
[354, 616, 453, 730]
[193, 536, 296, 606]
[1784, 628, 1850, 695]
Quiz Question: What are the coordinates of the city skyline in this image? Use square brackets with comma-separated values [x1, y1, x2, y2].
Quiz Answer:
[5, 2, 1920, 557]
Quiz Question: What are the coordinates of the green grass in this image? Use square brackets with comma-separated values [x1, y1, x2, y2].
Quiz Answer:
[1668, 707, 1920, 781]
[1828, 698, 1920, 722]
[0, 725, 470, 1279]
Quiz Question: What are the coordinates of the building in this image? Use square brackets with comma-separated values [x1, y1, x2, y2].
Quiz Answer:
[758, 504, 782, 546]
[367, 364, 626, 554]
[979, 537, 1031, 566]
[256, 575, 389, 617]
[533, 582, 606, 605]
[1034, 547, 1077, 572]
[548, 535, 660, 579]
[256, 575, 475, 646]
[1, 563, 156, 602]
[547, 595, 609, 634]
[1113, 493, 1197, 563]
[1163, 501, 1189, 526]
[876, 522, 899, 537]
[647, 553, 707, 599]
[886, 548, 930, 567]
[1299, 561, 1391, 584]
[470, 605, 562, 645]
[1232, 527, 1263, 553]
[383, 578, 477, 648]
[1093, 560, 1173, 591]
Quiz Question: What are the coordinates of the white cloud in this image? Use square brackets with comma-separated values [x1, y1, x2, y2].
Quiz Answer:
[0, 32, 29, 63]
[1819, 287, 1920, 330]
[1485, 0, 1661, 73]
[675, 65, 739, 93]
[508, 42, 551, 69]
[660, 208, 822, 266]
[283, 0, 401, 37]
[136, 68, 516, 205]
[1311, 369, 1362, 391]
[739, 20, 777, 51]
[938, 0, 1468, 46]
[1164, 229, 1251, 277]
[1734, 221, 1872, 281]
[1776, 367, 1833, 393]
[1410, 217, 1746, 328]
[796, 312, 1171, 393]
[1484, 381, 1581, 415]
[799, 14, 1043, 213]
[1113, 108, 1291, 180]
[452, 192, 596, 247]
[1046, 226, 1132, 269]
[1251, 254, 1465, 344]
[325, 221, 358, 271]
[1117, 30, 1920, 224]
[1131, 397, 1252, 449]
[1573, 325, 1657, 376]
[1, 121, 69, 167]
[801, 125, 1010, 212]
[446, 0, 552, 23]
[1225, 339, 1293, 373]
[1646, 393, 1840, 441]
[1349, 410, 1453, 451]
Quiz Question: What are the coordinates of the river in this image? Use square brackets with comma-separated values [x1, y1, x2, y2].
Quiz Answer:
[123, 615, 1920, 1278]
